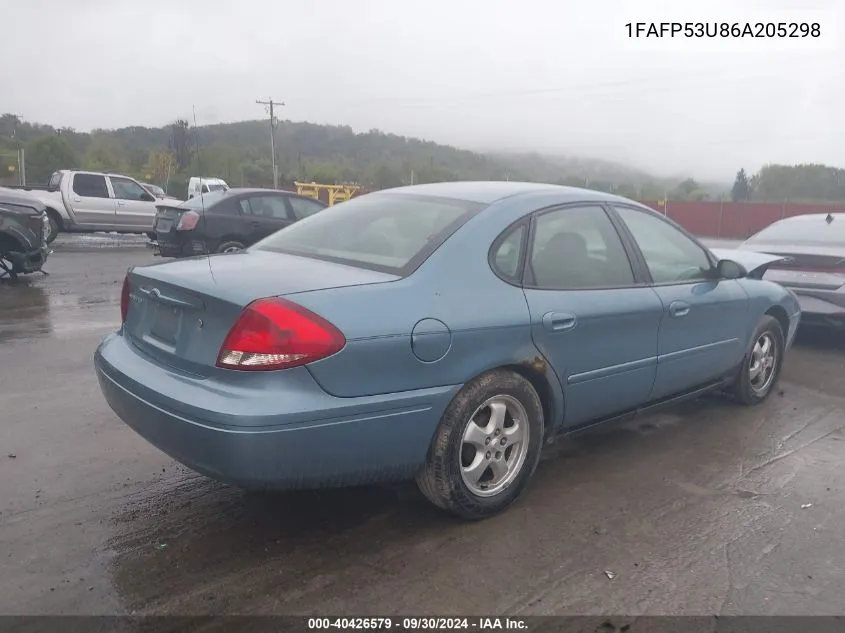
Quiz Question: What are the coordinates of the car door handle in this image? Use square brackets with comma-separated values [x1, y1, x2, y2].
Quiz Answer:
[116, 200, 126, 206]
[669, 301, 690, 317]
[542, 311, 577, 332]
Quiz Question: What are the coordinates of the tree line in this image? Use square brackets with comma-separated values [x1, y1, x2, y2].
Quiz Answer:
[1, 113, 842, 202]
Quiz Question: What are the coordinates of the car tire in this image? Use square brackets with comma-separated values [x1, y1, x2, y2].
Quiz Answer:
[731, 315, 785, 406]
[217, 241, 245, 254]
[45, 210, 61, 244]
[416, 369, 544, 520]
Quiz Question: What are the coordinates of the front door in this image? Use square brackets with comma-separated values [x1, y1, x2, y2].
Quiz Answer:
[241, 194, 295, 244]
[521, 204, 663, 427]
[67, 173, 116, 227]
[109, 176, 158, 231]
[611, 205, 749, 400]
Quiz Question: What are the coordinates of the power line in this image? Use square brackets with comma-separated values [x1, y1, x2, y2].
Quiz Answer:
[256, 98, 284, 188]
[283, 58, 823, 108]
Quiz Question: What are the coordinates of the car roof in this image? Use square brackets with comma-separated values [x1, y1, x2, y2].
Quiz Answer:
[377, 181, 631, 205]
[772, 212, 845, 223]
[224, 187, 324, 200]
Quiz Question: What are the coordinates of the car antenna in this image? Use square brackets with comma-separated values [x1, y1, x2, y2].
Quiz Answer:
[193, 105, 215, 281]
[826, 213, 834, 224]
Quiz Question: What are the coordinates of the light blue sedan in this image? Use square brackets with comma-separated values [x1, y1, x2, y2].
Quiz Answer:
[94, 182, 801, 519]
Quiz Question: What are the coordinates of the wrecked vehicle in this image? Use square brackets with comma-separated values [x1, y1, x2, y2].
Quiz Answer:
[0, 188, 51, 280]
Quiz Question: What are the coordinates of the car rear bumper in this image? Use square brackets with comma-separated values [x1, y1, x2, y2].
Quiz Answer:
[786, 287, 845, 328]
[94, 332, 459, 489]
[149, 236, 204, 258]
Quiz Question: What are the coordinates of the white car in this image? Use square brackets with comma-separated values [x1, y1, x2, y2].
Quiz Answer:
[187, 177, 229, 199]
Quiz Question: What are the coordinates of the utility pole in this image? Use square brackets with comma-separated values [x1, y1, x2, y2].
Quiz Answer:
[256, 98, 283, 189]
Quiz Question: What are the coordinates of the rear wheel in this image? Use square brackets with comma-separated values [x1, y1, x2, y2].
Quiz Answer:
[731, 315, 784, 405]
[416, 369, 544, 519]
[217, 240, 245, 254]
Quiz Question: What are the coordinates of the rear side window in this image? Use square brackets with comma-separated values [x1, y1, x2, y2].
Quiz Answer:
[253, 193, 484, 275]
[73, 174, 109, 198]
[48, 172, 62, 189]
[528, 205, 635, 289]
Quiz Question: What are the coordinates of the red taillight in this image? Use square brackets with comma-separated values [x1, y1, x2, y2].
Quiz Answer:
[216, 298, 346, 371]
[176, 210, 200, 231]
[120, 275, 130, 323]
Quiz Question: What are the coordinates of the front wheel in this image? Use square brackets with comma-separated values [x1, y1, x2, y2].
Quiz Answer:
[45, 210, 61, 244]
[416, 369, 544, 520]
[731, 315, 785, 405]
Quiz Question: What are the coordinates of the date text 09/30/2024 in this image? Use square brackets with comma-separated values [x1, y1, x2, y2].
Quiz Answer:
[307, 618, 528, 631]
[625, 22, 820, 38]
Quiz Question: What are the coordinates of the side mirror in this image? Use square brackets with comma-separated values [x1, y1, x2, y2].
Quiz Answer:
[717, 259, 747, 280]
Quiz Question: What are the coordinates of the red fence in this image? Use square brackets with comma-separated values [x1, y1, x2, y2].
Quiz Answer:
[639, 200, 845, 240]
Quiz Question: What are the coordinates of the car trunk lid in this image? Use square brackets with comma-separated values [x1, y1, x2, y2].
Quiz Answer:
[741, 242, 845, 290]
[153, 204, 189, 234]
[122, 250, 399, 374]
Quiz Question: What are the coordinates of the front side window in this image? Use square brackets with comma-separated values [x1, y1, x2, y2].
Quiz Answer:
[289, 196, 324, 220]
[72, 174, 109, 198]
[254, 193, 483, 274]
[613, 205, 713, 284]
[528, 205, 635, 289]
[110, 177, 148, 201]
[245, 195, 290, 220]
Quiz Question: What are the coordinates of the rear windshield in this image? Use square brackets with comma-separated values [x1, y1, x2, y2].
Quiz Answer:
[746, 216, 845, 245]
[253, 193, 485, 275]
[180, 191, 227, 209]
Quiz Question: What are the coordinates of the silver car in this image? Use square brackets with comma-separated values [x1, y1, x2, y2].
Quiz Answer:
[739, 213, 845, 327]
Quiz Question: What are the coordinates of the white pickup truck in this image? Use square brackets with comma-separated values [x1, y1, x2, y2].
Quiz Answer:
[8, 170, 168, 242]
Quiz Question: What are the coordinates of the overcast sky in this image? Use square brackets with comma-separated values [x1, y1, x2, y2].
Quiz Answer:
[1, 0, 843, 181]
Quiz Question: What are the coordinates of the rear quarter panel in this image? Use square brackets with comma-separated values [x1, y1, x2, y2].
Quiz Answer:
[291, 194, 564, 425]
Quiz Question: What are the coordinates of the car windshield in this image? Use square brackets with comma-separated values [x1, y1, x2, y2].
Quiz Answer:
[746, 216, 845, 245]
[253, 193, 484, 274]
[180, 191, 227, 209]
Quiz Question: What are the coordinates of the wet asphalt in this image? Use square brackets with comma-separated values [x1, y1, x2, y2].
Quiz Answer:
[1, 236, 844, 617]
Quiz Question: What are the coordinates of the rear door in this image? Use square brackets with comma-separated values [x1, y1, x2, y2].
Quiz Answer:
[521, 204, 663, 427]
[67, 173, 116, 227]
[240, 193, 295, 243]
[109, 175, 158, 230]
[610, 204, 749, 400]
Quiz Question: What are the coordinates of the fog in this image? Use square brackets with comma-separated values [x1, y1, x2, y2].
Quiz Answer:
[1, 0, 843, 181]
